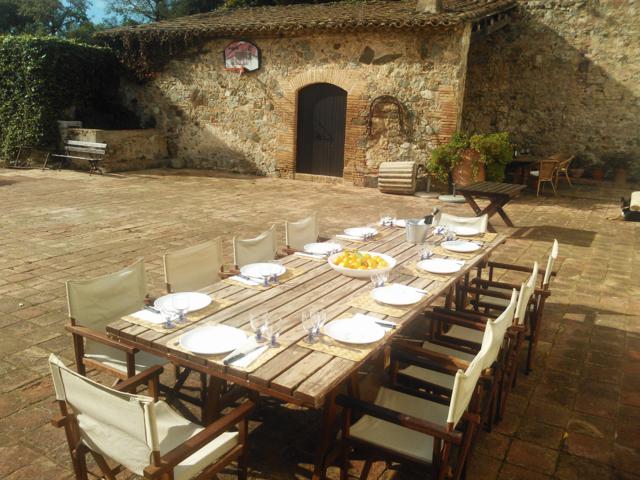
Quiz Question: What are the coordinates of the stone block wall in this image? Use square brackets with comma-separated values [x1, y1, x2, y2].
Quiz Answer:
[66, 128, 168, 172]
[462, 1, 640, 164]
[120, 26, 472, 184]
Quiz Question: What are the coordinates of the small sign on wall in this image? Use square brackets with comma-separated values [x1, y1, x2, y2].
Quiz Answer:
[223, 41, 260, 72]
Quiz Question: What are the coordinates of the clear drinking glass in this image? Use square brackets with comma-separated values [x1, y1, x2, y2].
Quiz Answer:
[264, 316, 282, 347]
[159, 304, 177, 329]
[371, 271, 389, 288]
[250, 311, 267, 342]
[172, 294, 190, 323]
[301, 310, 319, 343]
[380, 211, 396, 227]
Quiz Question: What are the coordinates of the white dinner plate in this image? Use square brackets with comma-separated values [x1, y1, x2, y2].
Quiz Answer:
[323, 317, 385, 344]
[344, 227, 378, 238]
[441, 240, 482, 253]
[417, 258, 464, 274]
[154, 292, 212, 313]
[303, 242, 343, 255]
[452, 226, 481, 237]
[371, 284, 425, 306]
[179, 325, 247, 355]
[394, 219, 425, 228]
[240, 263, 286, 278]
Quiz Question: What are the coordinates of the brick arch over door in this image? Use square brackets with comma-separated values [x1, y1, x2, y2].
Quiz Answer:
[274, 69, 368, 185]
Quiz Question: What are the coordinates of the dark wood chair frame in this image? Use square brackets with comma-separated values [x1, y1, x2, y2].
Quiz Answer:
[336, 376, 483, 480]
[51, 365, 254, 480]
[466, 260, 555, 374]
[67, 317, 212, 414]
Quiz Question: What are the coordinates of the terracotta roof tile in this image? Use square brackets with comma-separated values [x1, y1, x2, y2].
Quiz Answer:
[98, 0, 516, 39]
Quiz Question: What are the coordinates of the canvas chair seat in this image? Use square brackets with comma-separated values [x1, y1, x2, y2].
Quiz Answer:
[400, 290, 519, 391]
[49, 354, 247, 480]
[78, 400, 239, 480]
[443, 324, 484, 344]
[398, 341, 475, 389]
[84, 340, 165, 375]
[350, 386, 449, 463]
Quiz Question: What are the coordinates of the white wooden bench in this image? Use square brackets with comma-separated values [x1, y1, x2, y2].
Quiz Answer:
[43, 140, 107, 175]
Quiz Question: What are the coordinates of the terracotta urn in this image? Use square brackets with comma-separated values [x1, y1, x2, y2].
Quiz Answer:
[452, 148, 485, 186]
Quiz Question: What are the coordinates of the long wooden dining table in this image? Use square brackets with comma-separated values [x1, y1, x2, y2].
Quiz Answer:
[106, 226, 505, 479]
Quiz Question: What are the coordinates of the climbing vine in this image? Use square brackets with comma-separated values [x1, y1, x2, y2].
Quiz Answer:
[0, 35, 136, 161]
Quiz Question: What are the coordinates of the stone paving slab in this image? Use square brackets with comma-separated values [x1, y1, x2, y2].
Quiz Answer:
[0, 168, 639, 479]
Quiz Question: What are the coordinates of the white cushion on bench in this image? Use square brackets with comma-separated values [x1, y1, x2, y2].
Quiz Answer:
[631, 192, 640, 212]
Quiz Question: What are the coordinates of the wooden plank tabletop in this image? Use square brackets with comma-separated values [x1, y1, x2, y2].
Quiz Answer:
[107, 227, 505, 409]
[457, 181, 526, 198]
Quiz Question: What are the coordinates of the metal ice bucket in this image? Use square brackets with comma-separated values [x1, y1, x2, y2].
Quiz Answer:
[405, 219, 429, 244]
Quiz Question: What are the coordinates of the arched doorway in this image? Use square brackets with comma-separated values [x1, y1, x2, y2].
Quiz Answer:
[296, 83, 347, 177]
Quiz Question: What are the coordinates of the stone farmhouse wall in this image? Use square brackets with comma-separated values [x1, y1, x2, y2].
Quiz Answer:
[66, 128, 167, 172]
[462, 1, 640, 163]
[120, 27, 472, 185]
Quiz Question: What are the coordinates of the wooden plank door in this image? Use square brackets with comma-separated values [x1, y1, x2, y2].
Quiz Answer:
[296, 83, 347, 177]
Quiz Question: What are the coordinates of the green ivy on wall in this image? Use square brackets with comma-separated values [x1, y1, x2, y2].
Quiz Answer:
[0, 35, 137, 161]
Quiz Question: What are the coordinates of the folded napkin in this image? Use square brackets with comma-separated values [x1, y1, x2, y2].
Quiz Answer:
[223, 338, 267, 367]
[229, 275, 262, 286]
[130, 308, 165, 325]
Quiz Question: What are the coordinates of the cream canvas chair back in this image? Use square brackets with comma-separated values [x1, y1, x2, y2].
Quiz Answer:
[49, 354, 159, 475]
[480, 289, 518, 370]
[433, 212, 489, 234]
[446, 352, 483, 428]
[515, 262, 538, 325]
[66, 260, 146, 331]
[285, 213, 319, 250]
[164, 238, 223, 293]
[233, 225, 277, 267]
[542, 239, 559, 287]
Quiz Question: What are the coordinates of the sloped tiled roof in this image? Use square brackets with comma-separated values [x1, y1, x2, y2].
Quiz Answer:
[97, 0, 516, 40]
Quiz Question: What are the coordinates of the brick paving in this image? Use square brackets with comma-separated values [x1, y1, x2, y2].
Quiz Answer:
[0, 168, 639, 479]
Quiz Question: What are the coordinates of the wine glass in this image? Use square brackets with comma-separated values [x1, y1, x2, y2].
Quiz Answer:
[172, 294, 190, 323]
[249, 311, 267, 342]
[301, 310, 319, 343]
[159, 303, 177, 329]
[264, 316, 282, 347]
[312, 309, 327, 332]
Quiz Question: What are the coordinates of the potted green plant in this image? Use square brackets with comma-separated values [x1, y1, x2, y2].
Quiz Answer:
[428, 132, 514, 191]
[469, 132, 513, 182]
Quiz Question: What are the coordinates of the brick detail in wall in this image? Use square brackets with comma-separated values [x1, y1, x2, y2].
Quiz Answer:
[275, 68, 368, 185]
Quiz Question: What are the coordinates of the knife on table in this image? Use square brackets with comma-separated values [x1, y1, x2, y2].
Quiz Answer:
[223, 344, 264, 365]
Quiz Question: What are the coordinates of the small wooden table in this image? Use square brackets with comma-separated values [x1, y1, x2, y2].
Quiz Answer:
[106, 228, 505, 479]
[457, 181, 526, 232]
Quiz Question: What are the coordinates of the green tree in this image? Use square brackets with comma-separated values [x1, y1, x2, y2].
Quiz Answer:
[0, 0, 92, 37]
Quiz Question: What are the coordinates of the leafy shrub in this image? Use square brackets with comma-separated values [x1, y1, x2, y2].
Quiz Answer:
[0, 35, 138, 161]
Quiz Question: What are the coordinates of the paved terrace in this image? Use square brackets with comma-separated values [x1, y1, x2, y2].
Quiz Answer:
[0, 169, 638, 480]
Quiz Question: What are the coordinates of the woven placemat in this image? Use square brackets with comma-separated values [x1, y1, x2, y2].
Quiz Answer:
[400, 262, 456, 282]
[297, 316, 390, 361]
[122, 297, 236, 333]
[168, 326, 292, 373]
[223, 267, 304, 291]
[347, 289, 419, 318]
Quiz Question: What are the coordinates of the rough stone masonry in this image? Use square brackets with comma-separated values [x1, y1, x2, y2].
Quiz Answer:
[462, 0, 640, 163]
